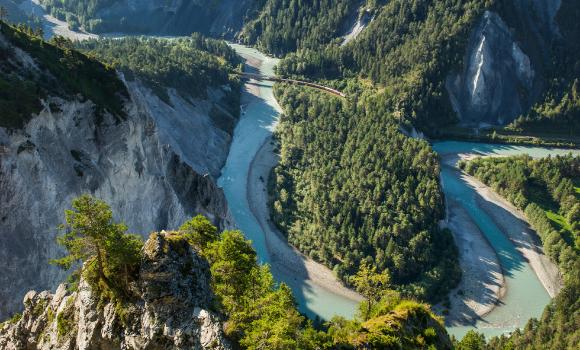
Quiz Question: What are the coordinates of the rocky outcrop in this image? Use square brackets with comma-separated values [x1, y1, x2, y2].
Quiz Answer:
[341, 6, 374, 46]
[345, 303, 452, 349]
[0, 32, 234, 319]
[0, 232, 231, 350]
[447, 1, 562, 126]
[125, 80, 236, 179]
[447, 11, 536, 126]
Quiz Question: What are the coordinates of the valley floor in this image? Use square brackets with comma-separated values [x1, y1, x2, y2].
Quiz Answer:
[440, 153, 562, 326]
[464, 174, 563, 298]
[247, 137, 363, 302]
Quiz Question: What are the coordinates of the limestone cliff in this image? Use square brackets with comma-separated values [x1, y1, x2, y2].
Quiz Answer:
[0, 231, 231, 350]
[0, 28, 235, 319]
[447, 0, 562, 126]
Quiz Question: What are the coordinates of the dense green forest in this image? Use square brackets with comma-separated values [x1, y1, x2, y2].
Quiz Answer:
[239, 0, 363, 56]
[272, 0, 579, 136]
[459, 155, 580, 348]
[36, 195, 453, 349]
[0, 21, 126, 128]
[275, 0, 490, 130]
[271, 84, 460, 301]
[76, 35, 241, 104]
[264, 0, 477, 305]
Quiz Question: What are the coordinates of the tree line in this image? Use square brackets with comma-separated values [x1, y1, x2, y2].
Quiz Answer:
[239, 0, 362, 57]
[76, 35, 241, 105]
[270, 84, 460, 302]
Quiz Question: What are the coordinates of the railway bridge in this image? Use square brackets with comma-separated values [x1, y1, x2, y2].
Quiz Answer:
[236, 72, 346, 98]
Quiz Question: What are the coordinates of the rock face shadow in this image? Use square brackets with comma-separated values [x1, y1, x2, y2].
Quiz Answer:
[438, 194, 505, 327]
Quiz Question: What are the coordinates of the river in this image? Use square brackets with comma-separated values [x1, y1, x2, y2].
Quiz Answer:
[14, 1, 578, 340]
[219, 45, 579, 338]
[433, 142, 580, 338]
[218, 44, 360, 321]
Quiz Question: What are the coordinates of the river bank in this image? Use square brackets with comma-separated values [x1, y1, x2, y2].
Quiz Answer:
[219, 44, 361, 320]
[434, 141, 578, 338]
[439, 183, 505, 326]
[457, 159, 563, 298]
[247, 137, 363, 302]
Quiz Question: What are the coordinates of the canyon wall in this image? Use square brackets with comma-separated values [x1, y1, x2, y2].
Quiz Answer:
[447, 0, 562, 126]
[0, 32, 236, 319]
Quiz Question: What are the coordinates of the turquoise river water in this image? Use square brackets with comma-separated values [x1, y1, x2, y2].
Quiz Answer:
[218, 45, 359, 321]
[434, 141, 579, 339]
[218, 45, 580, 339]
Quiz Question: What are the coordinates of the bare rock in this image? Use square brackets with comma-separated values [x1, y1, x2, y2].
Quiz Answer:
[0, 232, 230, 350]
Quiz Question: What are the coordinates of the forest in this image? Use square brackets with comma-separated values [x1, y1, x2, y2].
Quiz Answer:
[264, 0, 481, 303]
[459, 155, 580, 348]
[268, 0, 579, 137]
[76, 35, 241, 105]
[0, 21, 127, 128]
[274, 0, 490, 131]
[239, 0, 362, 56]
[271, 84, 460, 302]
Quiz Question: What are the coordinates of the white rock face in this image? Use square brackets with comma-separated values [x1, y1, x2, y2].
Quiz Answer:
[447, 11, 535, 126]
[512, 42, 535, 86]
[470, 35, 488, 108]
[341, 8, 374, 46]
[447, 1, 561, 126]
[126, 80, 235, 178]
[0, 36, 235, 319]
[0, 232, 231, 350]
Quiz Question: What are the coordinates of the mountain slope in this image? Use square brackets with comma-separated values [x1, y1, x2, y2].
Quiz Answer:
[239, 0, 361, 56]
[38, 0, 264, 37]
[0, 23, 237, 319]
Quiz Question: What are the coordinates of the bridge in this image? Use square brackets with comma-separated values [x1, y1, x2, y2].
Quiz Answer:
[236, 72, 346, 98]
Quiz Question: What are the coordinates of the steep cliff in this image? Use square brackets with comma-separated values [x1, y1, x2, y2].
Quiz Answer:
[447, 0, 562, 127]
[0, 25, 235, 319]
[0, 231, 230, 350]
